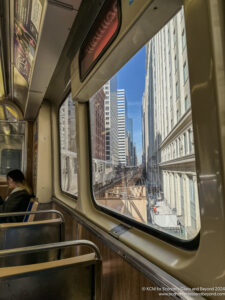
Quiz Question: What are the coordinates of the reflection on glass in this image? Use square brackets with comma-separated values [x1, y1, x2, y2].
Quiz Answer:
[0, 104, 25, 179]
[0, 104, 19, 122]
[0, 121, 25, 179]
[90, 8, 201, 240]
[59, 94, 78, 196]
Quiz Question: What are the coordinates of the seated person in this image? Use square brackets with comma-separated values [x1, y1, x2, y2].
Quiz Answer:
[0, 170, 32, 223]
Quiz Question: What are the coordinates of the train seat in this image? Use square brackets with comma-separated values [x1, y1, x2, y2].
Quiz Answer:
[0, 240, 101, 300]
[23, 197, 39, 222]
[0, 210, 65, 267]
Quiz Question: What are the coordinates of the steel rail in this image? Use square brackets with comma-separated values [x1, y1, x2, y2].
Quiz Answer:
[0, 240, 101, 260]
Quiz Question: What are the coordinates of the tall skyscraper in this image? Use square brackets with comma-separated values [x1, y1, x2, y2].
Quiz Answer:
[103, 75, 118, 166]
[117, 89, 126, 165]
[126, 117, 136, 166]
[127, 117, 133, 143]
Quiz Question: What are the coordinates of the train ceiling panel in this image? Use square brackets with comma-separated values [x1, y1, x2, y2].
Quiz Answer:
[10, 0, 82, 120]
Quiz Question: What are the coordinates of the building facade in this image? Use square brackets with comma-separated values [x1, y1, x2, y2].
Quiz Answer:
[117, 89, 127, 165]
[126, 117, 136, 166]
[103, 76, 118, 166]
[142, 8, 200, 239]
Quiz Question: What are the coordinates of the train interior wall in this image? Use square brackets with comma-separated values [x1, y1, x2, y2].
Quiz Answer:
[51, 200, 171, 300]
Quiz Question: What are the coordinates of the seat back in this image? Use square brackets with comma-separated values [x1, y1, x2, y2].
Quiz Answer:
[23, 198, 39, 222]
[0, 183, 8, 201]
[0, 240, 101, 300]
[0, 210, 65, 266]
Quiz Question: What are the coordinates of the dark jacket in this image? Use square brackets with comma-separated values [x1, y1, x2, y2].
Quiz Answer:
[0, 189, 31, 223]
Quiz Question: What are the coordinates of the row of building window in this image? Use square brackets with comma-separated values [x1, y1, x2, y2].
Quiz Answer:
[163, 171, 200, 237]
[161, 127, 194, 162]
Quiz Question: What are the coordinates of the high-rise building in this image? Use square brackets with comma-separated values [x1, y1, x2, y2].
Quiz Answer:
[142, 8, 200, 238]
[126, 117, 135, 166]
[127, 117, 133, 142]
[103, 75, 118, 166]
[117, 89, 126, 165]
[133, 145, 137, 167]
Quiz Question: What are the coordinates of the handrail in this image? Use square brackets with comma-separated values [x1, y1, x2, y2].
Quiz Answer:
[0, 210, 66, 260]
[0, 240, 101, 260]
[0, 210, 65, 223]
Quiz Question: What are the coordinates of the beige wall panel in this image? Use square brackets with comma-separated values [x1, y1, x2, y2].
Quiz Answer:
[36, 102, 52, 203]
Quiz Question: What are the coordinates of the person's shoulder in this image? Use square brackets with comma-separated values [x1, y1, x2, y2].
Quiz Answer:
[10, 189, 31, 199]
[13, 189, 28, 195]
[19, 189, 32, 198]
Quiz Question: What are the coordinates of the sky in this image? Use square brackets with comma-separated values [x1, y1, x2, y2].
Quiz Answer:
[117, 46, 146, 164]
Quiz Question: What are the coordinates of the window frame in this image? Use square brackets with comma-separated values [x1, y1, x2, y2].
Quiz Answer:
[82, 3, 201, 251]
[58, 92, 78, 200]
[88, 100, 200, 250]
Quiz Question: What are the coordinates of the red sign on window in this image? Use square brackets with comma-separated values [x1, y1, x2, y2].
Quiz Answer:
[79, 0, 120, 81]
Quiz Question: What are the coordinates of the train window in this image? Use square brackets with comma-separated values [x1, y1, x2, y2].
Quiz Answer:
[59, 93, 78, 197]
[1, 149, 22, 172]
[89, 7, 201, 241]
[0, 104, 25, 180]
[0, 104, 18, 121]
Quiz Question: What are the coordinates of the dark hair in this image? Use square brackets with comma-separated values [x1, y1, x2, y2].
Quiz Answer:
[7, 169, 25, 184]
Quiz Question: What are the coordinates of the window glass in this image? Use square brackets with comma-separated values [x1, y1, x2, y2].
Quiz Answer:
[182, 29, 186, 49]
[176, 82, 180, 99]
[185, 95, 190, 111]
[183, 61, 188, 83]
[174, 55, 177, 71]
[0, 104, 25, 180]
[59, 94, 78, 196]
[89, 7, 200, 240]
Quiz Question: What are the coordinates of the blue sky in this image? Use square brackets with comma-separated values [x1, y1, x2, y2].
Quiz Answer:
[117, 46, 146, 164]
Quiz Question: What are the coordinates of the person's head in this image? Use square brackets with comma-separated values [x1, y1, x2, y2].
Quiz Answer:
[6, 169, 25, 190]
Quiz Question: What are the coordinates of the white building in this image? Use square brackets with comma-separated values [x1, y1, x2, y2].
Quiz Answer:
[142, 8, 200, 239]
[117, 89, 126, 165]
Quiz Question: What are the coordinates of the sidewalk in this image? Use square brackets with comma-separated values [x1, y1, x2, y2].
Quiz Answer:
[150, 200, 180, 228]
